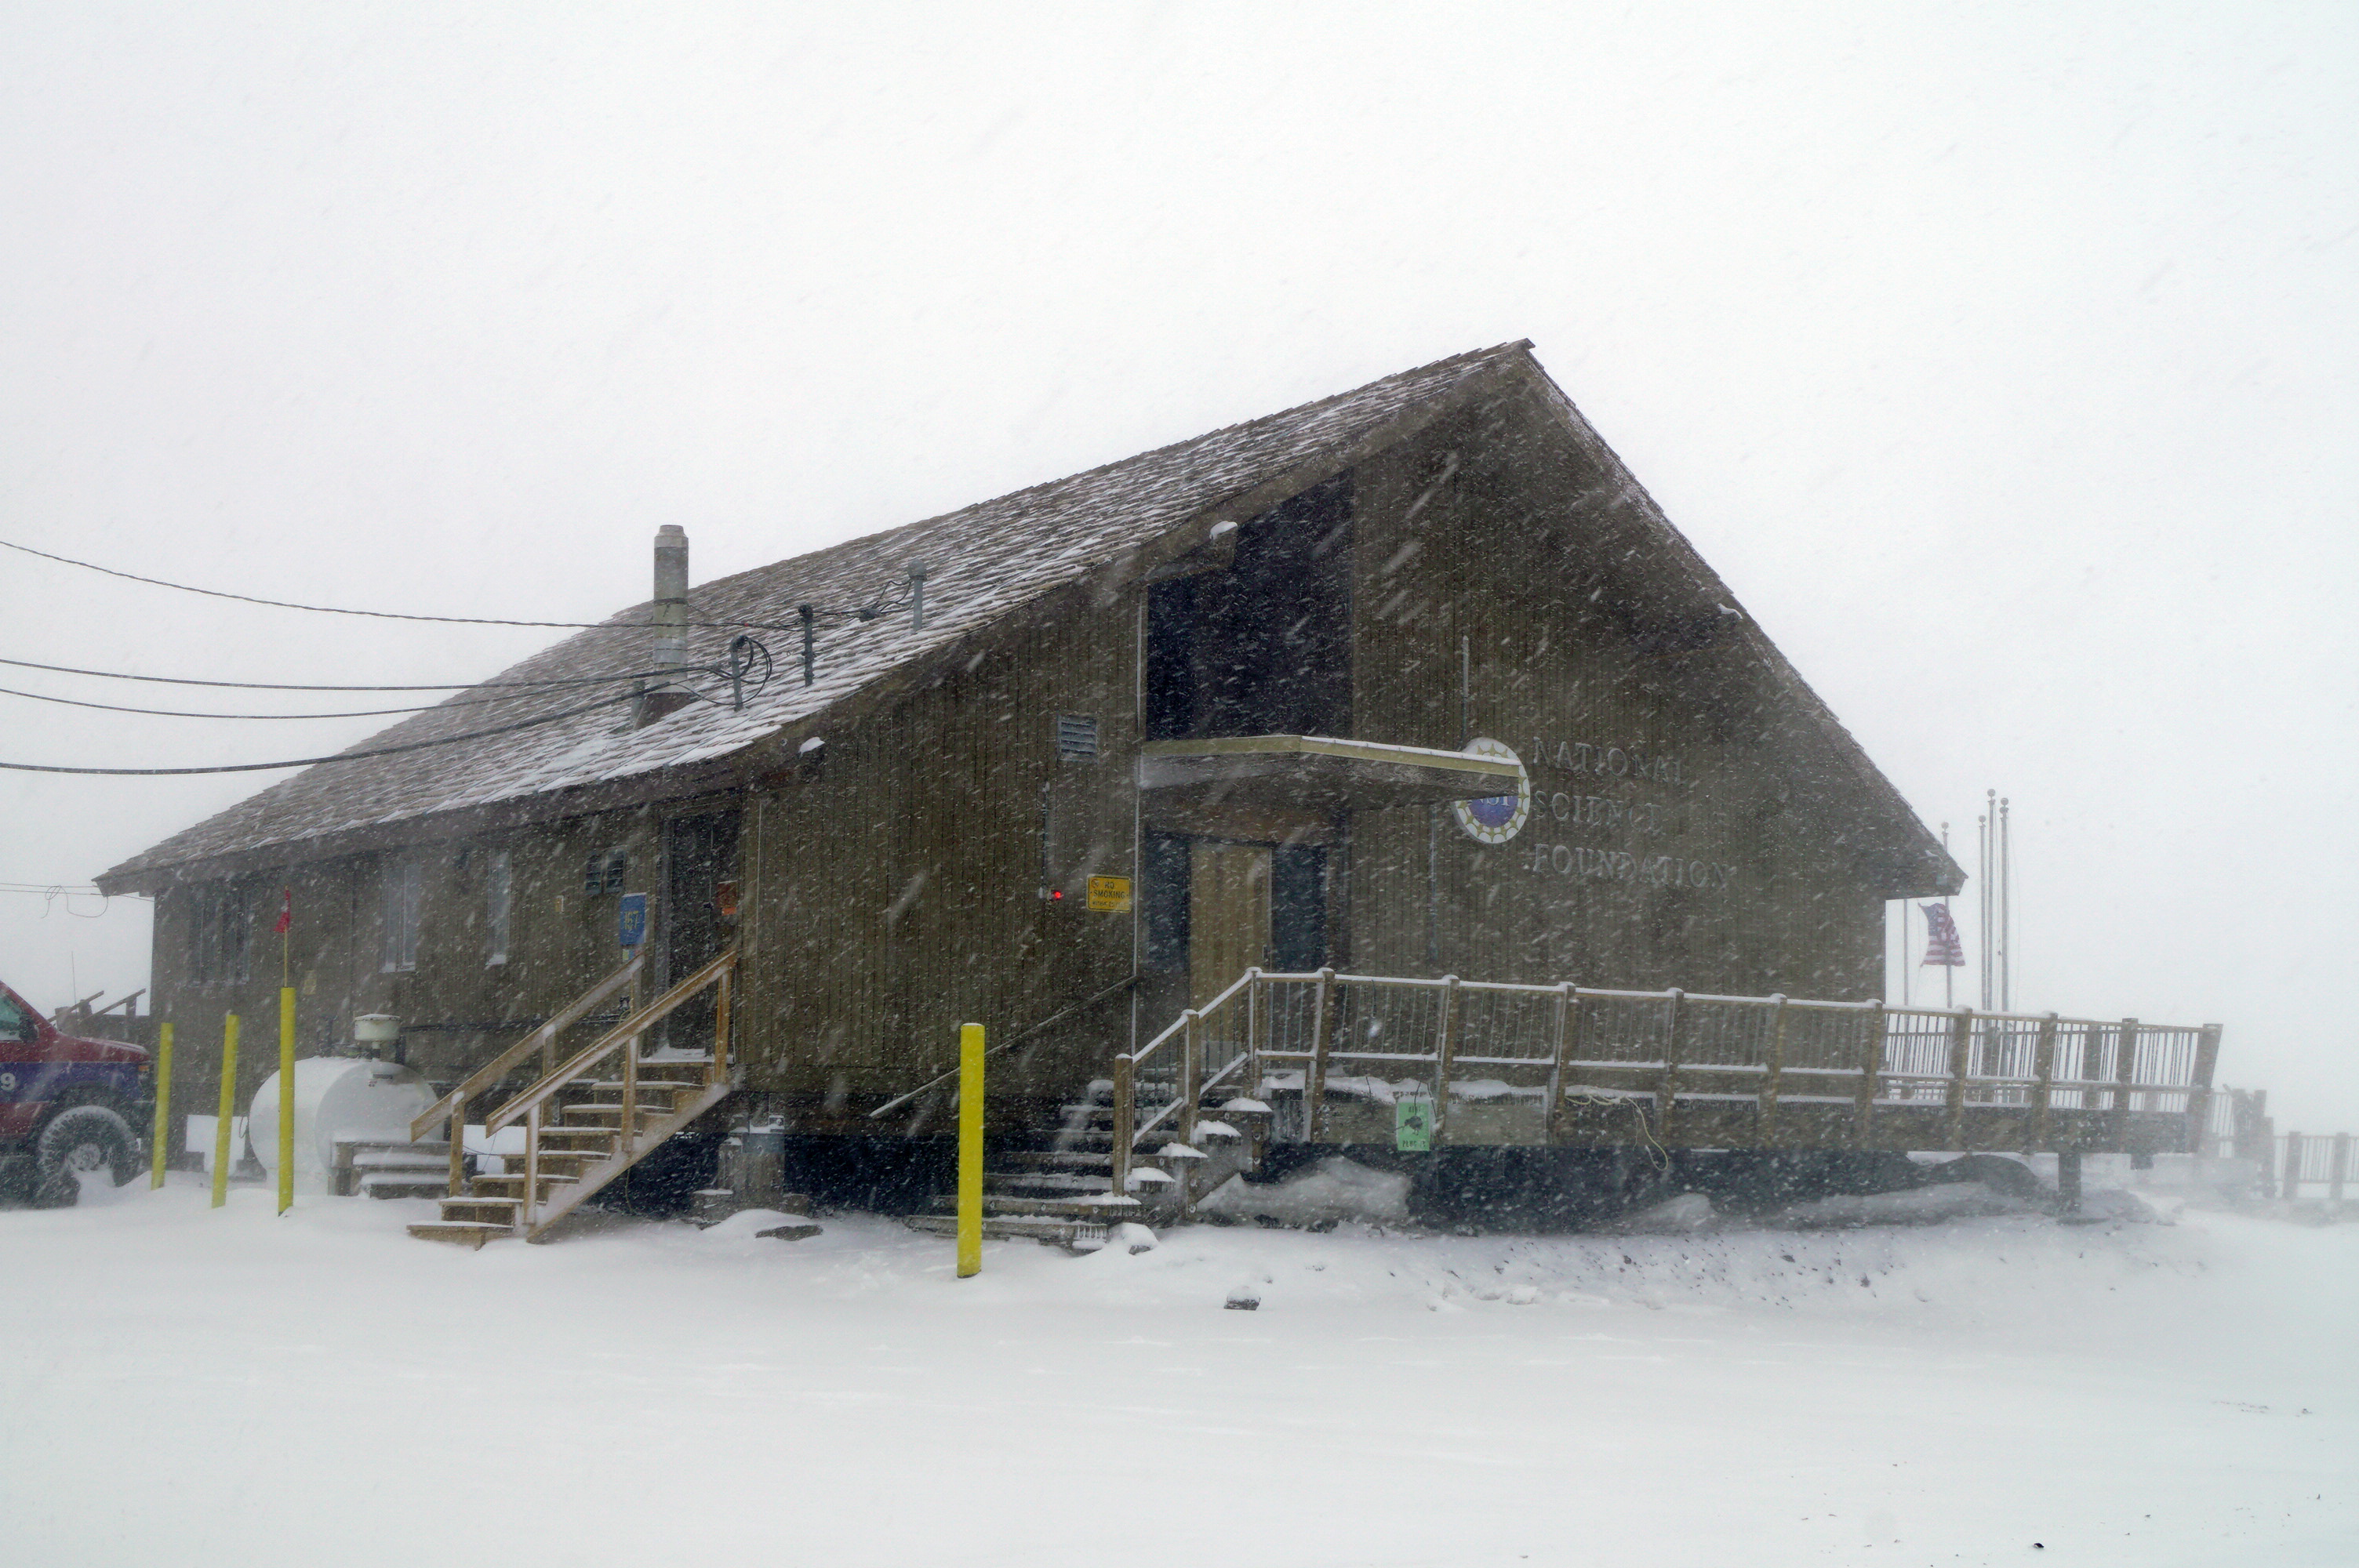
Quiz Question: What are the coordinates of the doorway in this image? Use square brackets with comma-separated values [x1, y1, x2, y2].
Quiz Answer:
[1189, 840, 1270, 1010]
[660, 808, 740, 1054]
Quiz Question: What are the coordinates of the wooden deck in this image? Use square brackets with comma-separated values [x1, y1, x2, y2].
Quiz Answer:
[1110, 969, 2219, 1178]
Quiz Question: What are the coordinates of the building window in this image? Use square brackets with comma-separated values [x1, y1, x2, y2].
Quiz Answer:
[190, 882, 250, 985]
[381, 860, 421, 973]
[584, 848, 626, 896]
[485, 850, 511, 967]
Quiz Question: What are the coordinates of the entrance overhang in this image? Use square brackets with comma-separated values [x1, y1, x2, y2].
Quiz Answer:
[1137, 735, 1521, 830]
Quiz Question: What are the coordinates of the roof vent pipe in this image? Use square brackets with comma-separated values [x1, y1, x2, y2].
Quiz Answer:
[636, 525, 696, 728]
[908, 561, 928, 631]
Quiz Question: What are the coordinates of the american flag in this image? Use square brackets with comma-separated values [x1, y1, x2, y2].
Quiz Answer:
[1920, 902, 1965, 967]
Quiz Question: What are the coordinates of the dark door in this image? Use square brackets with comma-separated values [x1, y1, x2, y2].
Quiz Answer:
[660, 808, 740, 1054]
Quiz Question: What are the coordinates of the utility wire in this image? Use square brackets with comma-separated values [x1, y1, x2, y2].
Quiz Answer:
[2, 535, 894, 634]
[0, 681, 643, 721]
[0, 688, 653, 775]
[0, 653, 678, 694]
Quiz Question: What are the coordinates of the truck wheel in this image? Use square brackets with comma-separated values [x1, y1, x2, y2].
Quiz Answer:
[36, 1105, 139, 1202]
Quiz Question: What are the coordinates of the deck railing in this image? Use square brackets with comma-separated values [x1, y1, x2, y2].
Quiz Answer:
[2276, 1131, 2356, 1203]
[1108, 969, 2221, 1191]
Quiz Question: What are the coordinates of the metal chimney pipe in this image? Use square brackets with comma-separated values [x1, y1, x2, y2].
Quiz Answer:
[637, 525, 695, 727]
[908, 560, 928, 631]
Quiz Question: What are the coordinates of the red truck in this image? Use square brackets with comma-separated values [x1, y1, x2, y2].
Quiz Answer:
[0, 981, 151, 1206]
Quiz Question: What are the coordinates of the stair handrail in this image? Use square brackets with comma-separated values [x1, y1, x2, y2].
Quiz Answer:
[865, 971, 1140, 1121]
[410, 953, 645, 1147]
[482, 947, 738, 1137]
[1110, 966, 1261, 1196]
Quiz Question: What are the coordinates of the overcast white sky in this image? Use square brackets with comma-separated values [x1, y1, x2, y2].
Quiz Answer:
[4, 5, 2354, 1121]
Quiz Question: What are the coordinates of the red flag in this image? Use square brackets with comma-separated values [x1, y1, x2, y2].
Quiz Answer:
[272, 887, 292, 936]
[1920, 902, 1964, 967]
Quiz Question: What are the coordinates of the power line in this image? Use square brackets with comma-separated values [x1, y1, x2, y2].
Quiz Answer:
[0, 688, 651, 775]
[1, 535, 660, 629]
[2, 535, 887, 634]
[0, 681, 632, 721]
[0, 884, 145, 905]
[0, 652, 677, 693]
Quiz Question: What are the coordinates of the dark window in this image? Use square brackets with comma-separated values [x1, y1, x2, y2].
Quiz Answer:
[0, 993, 35, 1042]
[1271, 845, 1328, 972]
[603, 850, 627, 896]
[1142, 833, 1191, 973]
[380, 862, 420, 973]
[485, 850, 511, 967]
[1144, 577, 1198, 741]
[190, 883, 251, 985]
[588, 849, 626, 896]
[1145, 474, 1352, 741]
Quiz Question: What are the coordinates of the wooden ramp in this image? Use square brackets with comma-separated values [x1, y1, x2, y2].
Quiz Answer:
[1104, 968, 2224, 1170]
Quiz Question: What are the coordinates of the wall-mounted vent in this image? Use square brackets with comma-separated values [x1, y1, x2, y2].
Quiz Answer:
[584, 849, 627, 897]
[1056, 713, 1099, 761]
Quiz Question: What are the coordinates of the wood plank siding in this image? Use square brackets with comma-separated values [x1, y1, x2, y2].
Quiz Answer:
[113, 345, 1968, 1160]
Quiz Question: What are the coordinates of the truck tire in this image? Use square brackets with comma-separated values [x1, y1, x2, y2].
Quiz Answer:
[35, 1105, 139, 1203]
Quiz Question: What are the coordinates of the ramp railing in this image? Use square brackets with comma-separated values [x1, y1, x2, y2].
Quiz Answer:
[1110, 969, 2222, 1181]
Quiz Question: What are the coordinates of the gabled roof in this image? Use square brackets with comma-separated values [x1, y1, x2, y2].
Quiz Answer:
[100, 343, 1536, 890]
[101, 341, 1962, 898]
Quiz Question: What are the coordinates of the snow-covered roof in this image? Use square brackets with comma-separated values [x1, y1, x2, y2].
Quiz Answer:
[100, 342, 1535, 888]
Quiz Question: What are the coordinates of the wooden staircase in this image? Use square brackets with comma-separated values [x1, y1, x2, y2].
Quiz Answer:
[407, 949, 739, 1248]
[904, 1070, 1270, 1248]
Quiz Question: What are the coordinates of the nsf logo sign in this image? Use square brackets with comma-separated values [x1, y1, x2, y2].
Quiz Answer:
[1451, 738, 1529, 845]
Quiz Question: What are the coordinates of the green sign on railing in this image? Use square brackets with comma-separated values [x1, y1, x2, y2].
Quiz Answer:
[1395, 1095, 1434, 1152]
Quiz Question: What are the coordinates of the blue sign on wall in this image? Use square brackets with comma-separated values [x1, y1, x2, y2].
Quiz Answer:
[617, 892, 649, 949]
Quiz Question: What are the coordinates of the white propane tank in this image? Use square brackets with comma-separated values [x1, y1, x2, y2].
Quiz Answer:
[246, 1058, 436, 1193]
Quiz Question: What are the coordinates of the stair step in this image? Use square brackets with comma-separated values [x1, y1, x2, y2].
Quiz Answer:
[514, 1150, 601, 1176]
[1001, 1150, 1114, 1169]
[903, 1213, 1111, 1247]
[467, 1174, 579, 1202]
[564, 1105, 673, 1127]
[358, 1172, 452, 1197]
[407, 1221, 511, 1249]
[986, 1172, 1117, 1195]
[938, 1192, 1143, 1218]
[581, 1083, 700, 1104]
[535, 1130, 620, 1152]
[440, 1199, 521, 1225]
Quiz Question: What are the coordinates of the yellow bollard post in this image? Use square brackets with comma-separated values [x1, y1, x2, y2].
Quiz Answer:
[956, 1022, 984, 1279]
[149, 1021, 174, 1189]
[278, 987, 296, 1214]
[211, 1014, 241, 1209]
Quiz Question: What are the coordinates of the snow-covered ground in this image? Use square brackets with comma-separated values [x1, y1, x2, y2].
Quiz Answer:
[3, 1173, 2353, 1567]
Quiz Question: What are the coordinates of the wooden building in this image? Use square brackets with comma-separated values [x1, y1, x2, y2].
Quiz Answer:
[100, 343, 2216, 1239]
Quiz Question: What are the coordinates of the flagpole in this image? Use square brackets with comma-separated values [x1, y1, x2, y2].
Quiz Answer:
[1940, 823, 1954, 1010]
[1977, 805, 1990, 1011]
[1899, 898, 1910, 1008]
[1999, 797, 2012, 1014]
[276, 887, 294, 1216]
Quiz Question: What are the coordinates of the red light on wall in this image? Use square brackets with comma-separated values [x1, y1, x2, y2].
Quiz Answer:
[1050, 888, 1063, 900]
